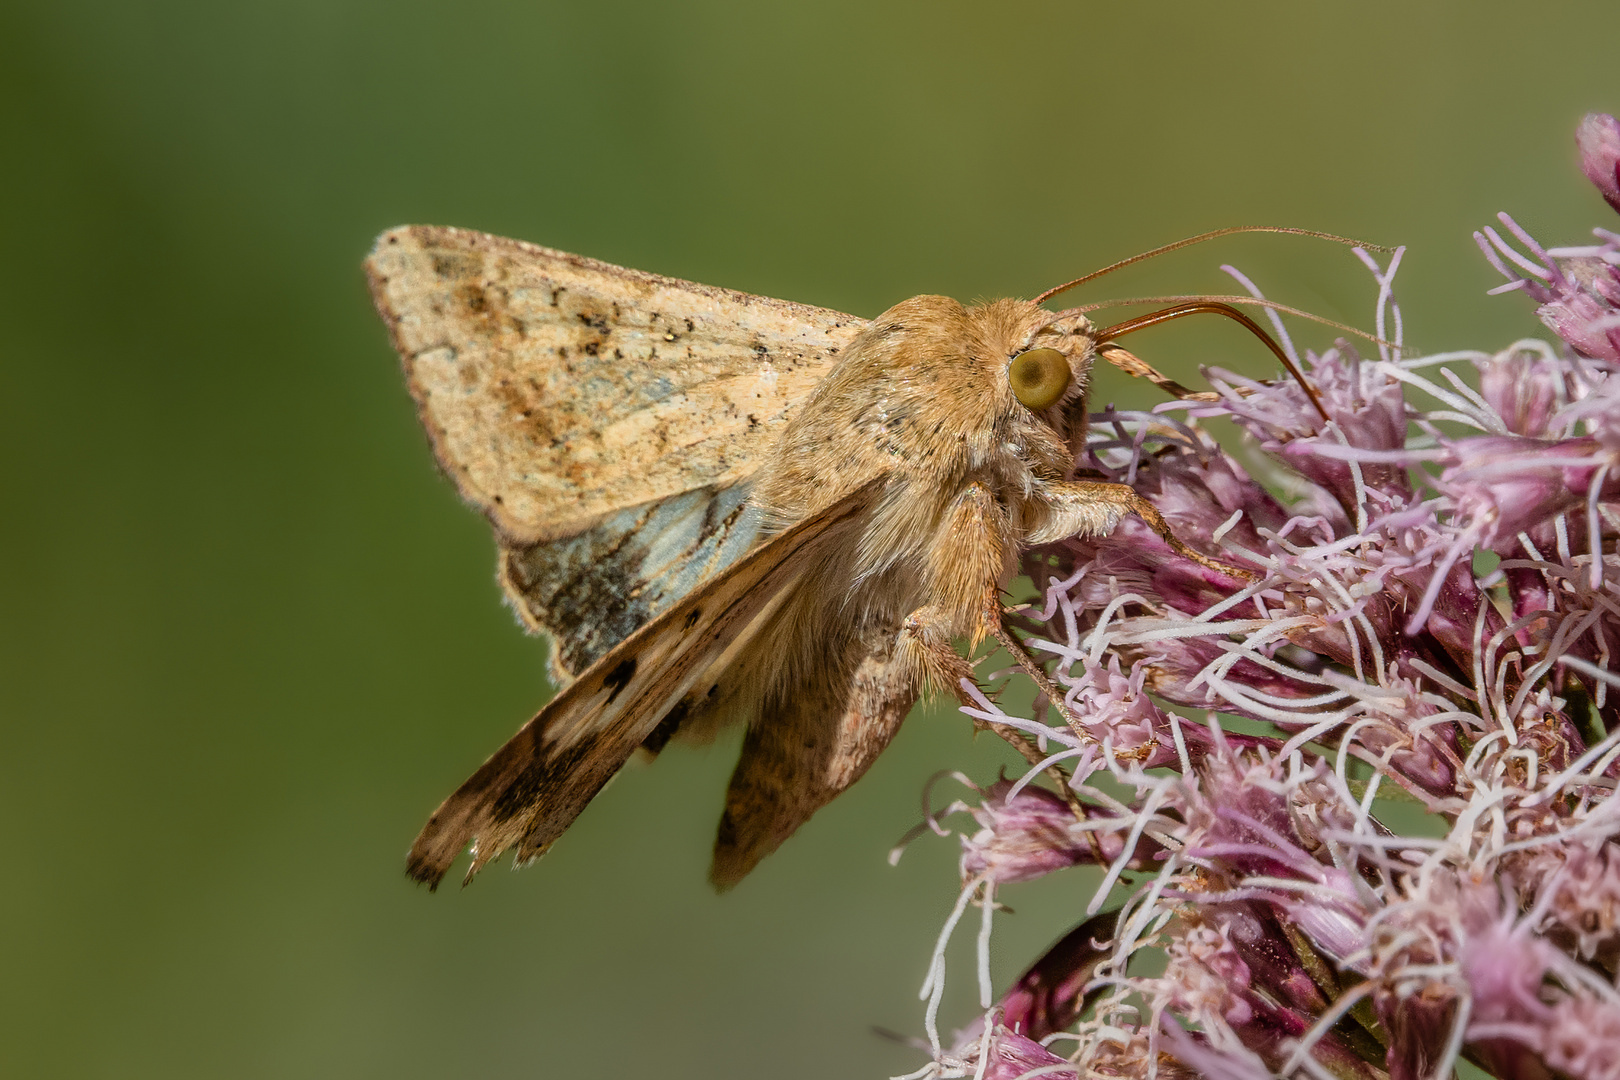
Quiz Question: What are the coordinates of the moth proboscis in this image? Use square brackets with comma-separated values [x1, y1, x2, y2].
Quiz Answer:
[366, 224, 1352, 890]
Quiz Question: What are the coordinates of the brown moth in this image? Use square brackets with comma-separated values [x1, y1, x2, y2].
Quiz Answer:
[367, 226, 1301, 890]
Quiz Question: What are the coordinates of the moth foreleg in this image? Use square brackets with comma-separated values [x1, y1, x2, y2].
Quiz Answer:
[903, 594, 1091, 819]
[977, 585, 1089, 737]
[1028, 479, 1252, 579]
[926, 481, 1018, 646]
[920, 480, 1096, 736]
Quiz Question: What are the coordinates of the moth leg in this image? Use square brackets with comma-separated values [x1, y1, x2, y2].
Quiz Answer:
[916, 480, 1100, 741]
[909, 485, 1100, 839]
[902, 599, 1094, 842]
[920, 481, 1020, 648]
[897, 604, 975, 695]
[977, 584, 1091, 736]
[1028, 479, 1254, 581]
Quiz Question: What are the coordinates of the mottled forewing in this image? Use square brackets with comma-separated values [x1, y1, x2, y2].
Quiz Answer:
[405, 482, 877, 889]
[501, 484, 766, 682]
[365, 226, 865, 543]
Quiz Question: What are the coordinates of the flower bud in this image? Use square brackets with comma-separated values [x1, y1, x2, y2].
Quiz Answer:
[959, 781, 1125, 885]
[1578, 112, 1620, 214]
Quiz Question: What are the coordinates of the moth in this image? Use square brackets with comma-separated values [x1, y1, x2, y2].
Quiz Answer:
[367, 225, 1323, 890]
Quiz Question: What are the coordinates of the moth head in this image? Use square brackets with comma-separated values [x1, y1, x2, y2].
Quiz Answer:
[989, 303, 1098, 469]
[871, 297, 1098, 475]
[777, 296, 1100, 495]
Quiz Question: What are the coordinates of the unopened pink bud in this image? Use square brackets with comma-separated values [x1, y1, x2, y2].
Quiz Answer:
[1578, 113, 1620, 214]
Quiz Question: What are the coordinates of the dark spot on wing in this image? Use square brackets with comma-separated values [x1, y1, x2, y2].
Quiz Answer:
[603, 658, 637, 704]
[641, 695, 692, 756]
[431, 252, 480, 279]
[683, 608, 703, 630]
[487, 733, 598, 825]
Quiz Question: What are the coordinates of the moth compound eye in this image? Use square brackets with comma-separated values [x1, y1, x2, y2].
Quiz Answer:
[1008, 347, 1072, 410]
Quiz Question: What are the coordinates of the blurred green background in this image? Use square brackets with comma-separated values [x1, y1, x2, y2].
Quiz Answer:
[4, 2, 1618, 1076]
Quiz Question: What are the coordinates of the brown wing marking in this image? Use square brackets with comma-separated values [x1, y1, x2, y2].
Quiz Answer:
[501, 482, 765, 684]
[365, 226, 866, 544]
[708, 612, 919, 889]
[406, 483, 877, 889]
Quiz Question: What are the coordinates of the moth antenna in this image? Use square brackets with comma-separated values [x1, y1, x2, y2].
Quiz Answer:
[1071, 293, 1400, 352]
[1033, 226, 1393, 306]
[1097, 301, 1331, 423]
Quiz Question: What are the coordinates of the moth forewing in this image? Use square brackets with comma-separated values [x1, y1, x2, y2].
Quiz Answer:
[364, 225, 866, 545]
[405, 482, 878, 889]
[366, 225, 872, 687]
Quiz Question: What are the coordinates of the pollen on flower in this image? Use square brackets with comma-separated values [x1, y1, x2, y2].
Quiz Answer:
[886, 114, 1620, 1080]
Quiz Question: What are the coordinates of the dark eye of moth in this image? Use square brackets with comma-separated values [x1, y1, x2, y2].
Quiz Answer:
[1008, 347, 1072, 410]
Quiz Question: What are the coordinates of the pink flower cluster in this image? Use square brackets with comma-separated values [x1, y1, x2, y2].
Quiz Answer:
[893, 114, 1620, 1080]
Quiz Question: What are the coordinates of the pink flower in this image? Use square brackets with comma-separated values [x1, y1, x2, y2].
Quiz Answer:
[957, 779, 1156, 885]
[1579, 112, 1620, 214]
[1056, 656, 1277, 768]
[893, 111, 1620, 1080]
[1479, 346, 1569, 437]
[1542, 287, 1620, 363]
[1477, 211, 1620, 363]
[1435, 434, 1620, 555]
[965, 1028, 1077, 1080]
